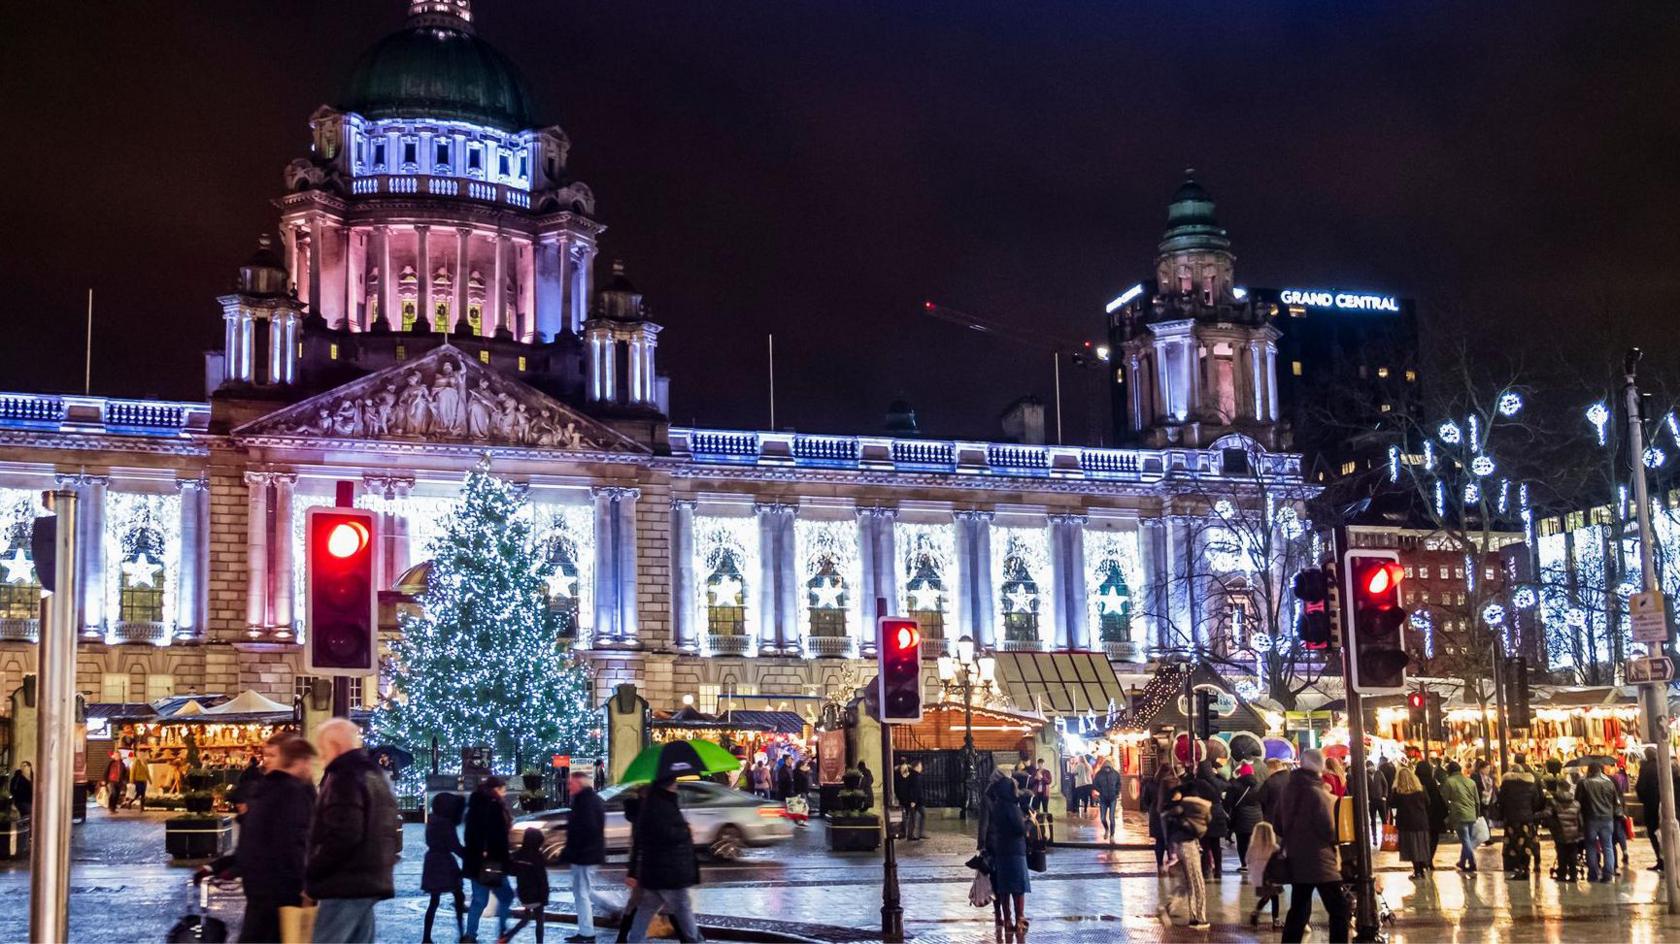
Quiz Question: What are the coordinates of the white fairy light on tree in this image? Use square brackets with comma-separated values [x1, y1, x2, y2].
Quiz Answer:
[1645, 446, 1666, 469]
[1587, 402, 1611, 446]
[1388, 445, 1400, 483]
[1498, 391, 1523, 416]
[1471, 455, 1495, 477]
[1438, 421, 1462, 444]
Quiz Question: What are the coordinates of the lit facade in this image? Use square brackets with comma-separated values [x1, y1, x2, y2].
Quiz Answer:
[0, 1, 1306, 714]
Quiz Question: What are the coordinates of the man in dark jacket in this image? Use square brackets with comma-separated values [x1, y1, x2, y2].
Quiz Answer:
[305, 719, 399, 944]
[201, 736, 317, 943]
[901, 762, 926, 841]
[1577, 763, 1624, 882]
[1191, 761, 1230, 877]
[559, 768, 606, 942]
[1093, 761, 1122, 838]
[1275, 749, 1349, 944]
[463, 777, 515, 942]
[1635, 746, 1680, 872]
[625, 778, 702, 942]
[1257, 758, 1290, 826]
[1366, 761, 1390, 842]
[1498, 759, 1544, 877]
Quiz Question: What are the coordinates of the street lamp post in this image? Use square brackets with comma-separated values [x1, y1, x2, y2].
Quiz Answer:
[938, 635, 996, 822]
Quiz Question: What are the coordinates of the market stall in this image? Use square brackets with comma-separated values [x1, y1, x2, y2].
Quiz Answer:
[106, 691, 295, 802]
[889, 701, 1049, 809]
[649, 706, 812, 788]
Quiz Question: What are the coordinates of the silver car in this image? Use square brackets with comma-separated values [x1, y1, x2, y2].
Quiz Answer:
[512, 780, 795, 862]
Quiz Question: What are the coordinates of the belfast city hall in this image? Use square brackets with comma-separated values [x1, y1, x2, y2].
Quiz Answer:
[0, 0, 1306, 719]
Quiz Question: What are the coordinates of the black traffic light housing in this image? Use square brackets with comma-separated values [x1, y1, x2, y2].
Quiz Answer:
[876, 617, 923, 723]
[1293, 567, 1333, 650]
[305, 507, 379, 676]
[1407, 690, 1426, 727]
[1507, 656, 1532, 729]
[1344, 551, 1410, 694]
[1194, 688, 1214, 741]
[1428, 692, 1447, 742]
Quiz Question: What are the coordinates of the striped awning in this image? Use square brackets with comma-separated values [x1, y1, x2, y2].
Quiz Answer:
[995, 652, 1130, 716]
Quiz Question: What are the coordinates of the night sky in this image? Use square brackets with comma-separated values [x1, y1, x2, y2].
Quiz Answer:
[4, 2, 1678, 442]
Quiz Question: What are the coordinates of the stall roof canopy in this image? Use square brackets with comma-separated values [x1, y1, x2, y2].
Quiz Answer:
[1536, 686, 1635, 708]
[206, 690, 292, 715]
[1131, 662, 1269, 735]
[719, 710, 809, 734]
[995, 652, 1129, 716]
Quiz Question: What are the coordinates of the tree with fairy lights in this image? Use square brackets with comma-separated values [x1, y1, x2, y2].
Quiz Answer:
[375, 460, 599, 770]
[1146, 439, 1321, 708]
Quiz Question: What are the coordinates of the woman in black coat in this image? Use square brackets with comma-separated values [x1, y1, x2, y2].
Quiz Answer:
[421, 792, 466, 943]
[1415, 760, 1449, 856]
[462, 777, 516, 943]
[1223, 764, 1264, 869]
[1192, 761, 1230, 877]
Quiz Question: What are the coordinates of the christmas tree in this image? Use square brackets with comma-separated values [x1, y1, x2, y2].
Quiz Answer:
[375, 461, 600, 768]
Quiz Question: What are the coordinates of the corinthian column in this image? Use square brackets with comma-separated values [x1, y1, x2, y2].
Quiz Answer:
[244, 471, 272, 635]
[415, 224, 432, 331]
[56, 472, 108, 638]
[269, 473, 298, 638]
[670, 499, 698, 653]
[174, 477, 209, 641]
[1048, 513, 1088, 651]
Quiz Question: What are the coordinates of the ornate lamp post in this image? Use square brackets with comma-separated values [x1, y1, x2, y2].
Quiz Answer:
[938, 634, 996, 821]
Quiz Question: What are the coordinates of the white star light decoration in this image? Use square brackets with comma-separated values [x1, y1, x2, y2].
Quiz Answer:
[810, 577, 845, 609]
[0, 549, 33, 585]
[1005, 585, 1036, 614]
[121, 553, 161, 588]
[545, 568, 577, 599]
[710, 575, 744, 606]
[1095, 587, 1128, 614]
[907, 584, 942, 612]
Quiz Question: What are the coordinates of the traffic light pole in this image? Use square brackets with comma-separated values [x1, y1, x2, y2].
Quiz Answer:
[876, 596, 904, 944]
[30, 490, 78, 944]
[1623, 351, 1680, 912]
[1334, 527, 1382, 943]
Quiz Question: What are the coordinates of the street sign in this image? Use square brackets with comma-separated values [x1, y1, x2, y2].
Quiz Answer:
[1631, 591, 1669, 644]
[1627, 655, 1675, 685]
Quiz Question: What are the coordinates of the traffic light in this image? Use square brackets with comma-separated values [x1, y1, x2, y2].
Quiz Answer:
[1344, 551, 1409, 694]
[1194, 688, 1214, 740]
[1407, 690, 1426, 726]
[1428, 692, 1447, 742]
[1507, 656, 1532, 729]
[1293, 567, 1332, 649]
[876, 617, 923, 722]
[305, 507, 379, 676]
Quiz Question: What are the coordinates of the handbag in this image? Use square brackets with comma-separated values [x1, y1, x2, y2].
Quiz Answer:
[479, 863, 505, 886]
[1471, 816, 1491, 845]
[1624, 815, 1636, 841]
[968, 870, 994, 908]
[1380, 823, 1399, 853]
[278, 904, 317, 944]
[1027, 846, 1048, 873]
[965, 854, 992, 874]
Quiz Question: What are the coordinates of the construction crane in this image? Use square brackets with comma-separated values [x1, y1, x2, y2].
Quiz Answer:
[921, 300, 1109, 445]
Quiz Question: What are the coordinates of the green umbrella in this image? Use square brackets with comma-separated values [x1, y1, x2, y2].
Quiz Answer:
[620, 739, 742, 785]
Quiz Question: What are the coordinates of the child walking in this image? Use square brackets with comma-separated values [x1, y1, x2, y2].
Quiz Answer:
[501, 828, 551, 943]
[1244, 820, 1283, 930]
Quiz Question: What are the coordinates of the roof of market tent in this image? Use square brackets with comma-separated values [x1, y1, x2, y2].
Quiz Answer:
[205, 690, 292, 715]
[993, 651, 1130, 716]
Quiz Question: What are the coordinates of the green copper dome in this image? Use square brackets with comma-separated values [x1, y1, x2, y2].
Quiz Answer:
[1158, 169, 1231, 255]
[340, 19, 537, 132]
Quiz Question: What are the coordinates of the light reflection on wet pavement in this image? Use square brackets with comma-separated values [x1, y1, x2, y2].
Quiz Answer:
[6, 807, 1680, 941]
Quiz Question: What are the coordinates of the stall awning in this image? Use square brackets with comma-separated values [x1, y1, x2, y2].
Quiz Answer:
[719, 710, 809, 734]
[995, 652, 1129, 716]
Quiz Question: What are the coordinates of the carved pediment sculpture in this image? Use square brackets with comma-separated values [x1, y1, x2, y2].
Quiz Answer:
[234, 346, 645, 453]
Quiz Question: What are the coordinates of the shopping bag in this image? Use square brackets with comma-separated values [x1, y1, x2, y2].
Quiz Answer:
[968, 870, 994, 908]
[1381, 823, 1399, 853]
[1624, 815, 1636, 841]
[278, 904, 317, 944]
[1472, 816, 1490, 845]
[1335, 796, 1358, 844]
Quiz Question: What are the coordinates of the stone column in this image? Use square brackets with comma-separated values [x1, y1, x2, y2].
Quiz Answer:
[306, 221, 323, 319]
[269, 473, 298, 638]
[340, 224, 355, 330]
[493, 231, 511, 337]
[954, 510, 996, 650]
[1164, 515, 1196, 649]
[374, 224, 393, 329]
[614, 488, 640, 644]
[535, 235, 563, 341]
[853, 508, 879, 635]
[572, 246, 596, 335]
[56, 473, 107, 638]
[754, 503, 796, 655]
[592, 488, 617, 643]
[1248, 340, 1266, 422]
[455, 227, 472, 332]
[244, 471, 272, 634]
[1265, 340, 1279, 422]
[627, 336, 644, 405]
[415, 224, 432, 330]
[1139, 518, 1169, 656]
[268, 316, 286, 384]
[174, 477, 207, 641]
[670, 499, 699, 653]
[869, 507, 896, 657]
[222, 313, 239, 382]
[1049, 513, 1089, 651]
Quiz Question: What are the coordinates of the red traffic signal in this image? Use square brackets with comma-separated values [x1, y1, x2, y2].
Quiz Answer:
[306, 507, 379, 676]
[1345, 551, 1409, 694]
[877, 617, 923, 723]
[1406, 691, 1425, 710]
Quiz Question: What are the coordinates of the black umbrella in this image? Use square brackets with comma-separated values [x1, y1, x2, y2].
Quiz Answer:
[1563, 754, 1619, 768]
[368, 744, 415, 774]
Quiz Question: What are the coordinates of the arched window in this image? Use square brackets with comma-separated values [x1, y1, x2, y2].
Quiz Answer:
[117, 526, 166, 623]
[401, 298, 419, 332]
[805, 556, 848, 638]
[904, 553, 946, 647]
[705, 551, 746, 637]
[541, 533, 581, 638]
[1093, 560, 1132, 643]
[999, 555, 1039, 642]
[467, 302, 484, 335]
[0, 521, 41, 620]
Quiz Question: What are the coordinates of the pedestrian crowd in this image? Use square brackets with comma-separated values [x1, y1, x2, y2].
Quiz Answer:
[1135, 743, 1680, 942]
